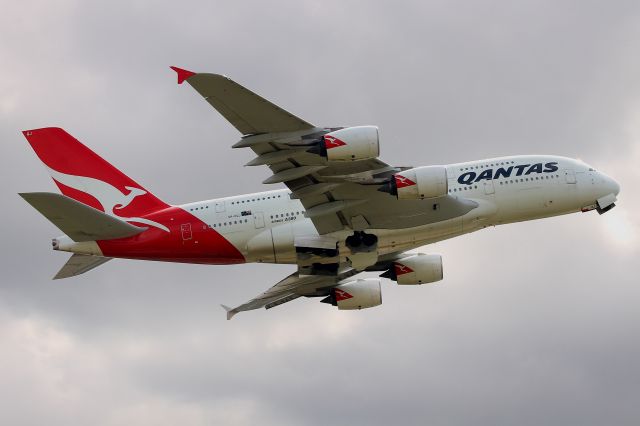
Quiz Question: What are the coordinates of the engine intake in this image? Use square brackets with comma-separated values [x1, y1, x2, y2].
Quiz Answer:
[308, 126, 380, 162]
[381, 253, 443, 285]
[379, 166, 448, 199]
[321, 278, 382, 310]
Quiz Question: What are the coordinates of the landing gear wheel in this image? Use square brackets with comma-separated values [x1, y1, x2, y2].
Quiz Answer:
[346, 233, 362, 248]
[362, 233, 378, 247]
[346, 231, 378, 253]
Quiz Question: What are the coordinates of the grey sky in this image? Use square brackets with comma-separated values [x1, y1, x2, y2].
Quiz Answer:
[1, 0, 639, 425]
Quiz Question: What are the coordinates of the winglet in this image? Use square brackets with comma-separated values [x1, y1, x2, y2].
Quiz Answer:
[170, 66, 196, 84]
[221, 304, 238, 321]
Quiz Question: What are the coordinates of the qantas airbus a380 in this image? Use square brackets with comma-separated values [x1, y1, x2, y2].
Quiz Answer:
[20, 67, 620, 319]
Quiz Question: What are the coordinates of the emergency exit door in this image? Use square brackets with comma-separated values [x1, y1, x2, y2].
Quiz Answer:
[181, 223, 192, 240]
[253, 212, 265, 229]
[564, 169, 576, 184]
[483, 180, 495, 195]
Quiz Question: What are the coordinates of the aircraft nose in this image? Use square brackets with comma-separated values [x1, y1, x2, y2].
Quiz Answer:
[604, 174, 620, 196]
[600, 173, 620, 195]
[612, 178, 620, 195]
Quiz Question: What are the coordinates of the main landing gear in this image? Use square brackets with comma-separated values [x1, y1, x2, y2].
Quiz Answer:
[345, 231, 379, 270]
[345, 231, 378, 253]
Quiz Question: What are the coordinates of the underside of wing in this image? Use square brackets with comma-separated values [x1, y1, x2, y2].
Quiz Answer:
[236, 134, 478, 234]
[221, 249, 440, 319]
[221, 266, 364, 319]
[221, 272, 334, 320]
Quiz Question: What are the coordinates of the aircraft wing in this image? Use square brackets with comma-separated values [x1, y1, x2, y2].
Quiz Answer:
[171, 67, 315, 134]
[172, 67, 477, 234]
[221, 265, 361, 320]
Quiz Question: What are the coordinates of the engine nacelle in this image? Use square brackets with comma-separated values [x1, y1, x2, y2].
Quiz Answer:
[321, 278, 382, 310]
[382, 253, 443, 285]
[310, 126, 380, 162]
[380, 166, 448, 199]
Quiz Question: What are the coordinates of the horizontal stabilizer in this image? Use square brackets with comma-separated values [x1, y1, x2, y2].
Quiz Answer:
[19, 192, 146, 242]
[54, 254, 112, 279]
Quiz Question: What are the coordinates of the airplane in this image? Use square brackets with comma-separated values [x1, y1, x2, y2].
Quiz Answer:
[19, 66, 621, 319]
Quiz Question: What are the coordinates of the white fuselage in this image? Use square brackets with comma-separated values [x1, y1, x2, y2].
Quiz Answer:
[177, 155, 618, 265]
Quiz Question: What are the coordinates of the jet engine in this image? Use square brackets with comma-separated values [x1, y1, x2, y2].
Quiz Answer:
[320, 278, 382, 310]
[379, 166, 448, 199]
[308, 126, 380, 162]
[381, 253, 443, 285]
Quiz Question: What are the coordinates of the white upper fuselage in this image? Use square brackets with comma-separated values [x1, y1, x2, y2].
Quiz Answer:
[181, 155, 619, 265]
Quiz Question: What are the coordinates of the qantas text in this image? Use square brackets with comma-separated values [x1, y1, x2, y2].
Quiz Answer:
[457, 162, 559, 185]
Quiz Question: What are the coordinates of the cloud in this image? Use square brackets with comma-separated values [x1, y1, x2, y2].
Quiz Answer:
[1, 0, 639, 425]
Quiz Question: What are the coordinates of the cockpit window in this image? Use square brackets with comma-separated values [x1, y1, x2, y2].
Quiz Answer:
[588, 168, 596, 171]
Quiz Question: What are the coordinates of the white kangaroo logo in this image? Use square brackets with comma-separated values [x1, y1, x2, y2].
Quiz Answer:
[114, 186, 146, 210]
[47, 167, 170, 232]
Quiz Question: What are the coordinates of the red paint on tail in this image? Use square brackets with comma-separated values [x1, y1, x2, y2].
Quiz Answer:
[24, 127, 245, 264]
[23, 127, 169, 218]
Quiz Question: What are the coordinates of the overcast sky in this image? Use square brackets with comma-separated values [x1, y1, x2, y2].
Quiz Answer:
[1, 0, 639, 425]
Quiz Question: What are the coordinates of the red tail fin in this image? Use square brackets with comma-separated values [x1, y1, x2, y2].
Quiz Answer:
[23, 127, 170, 218]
